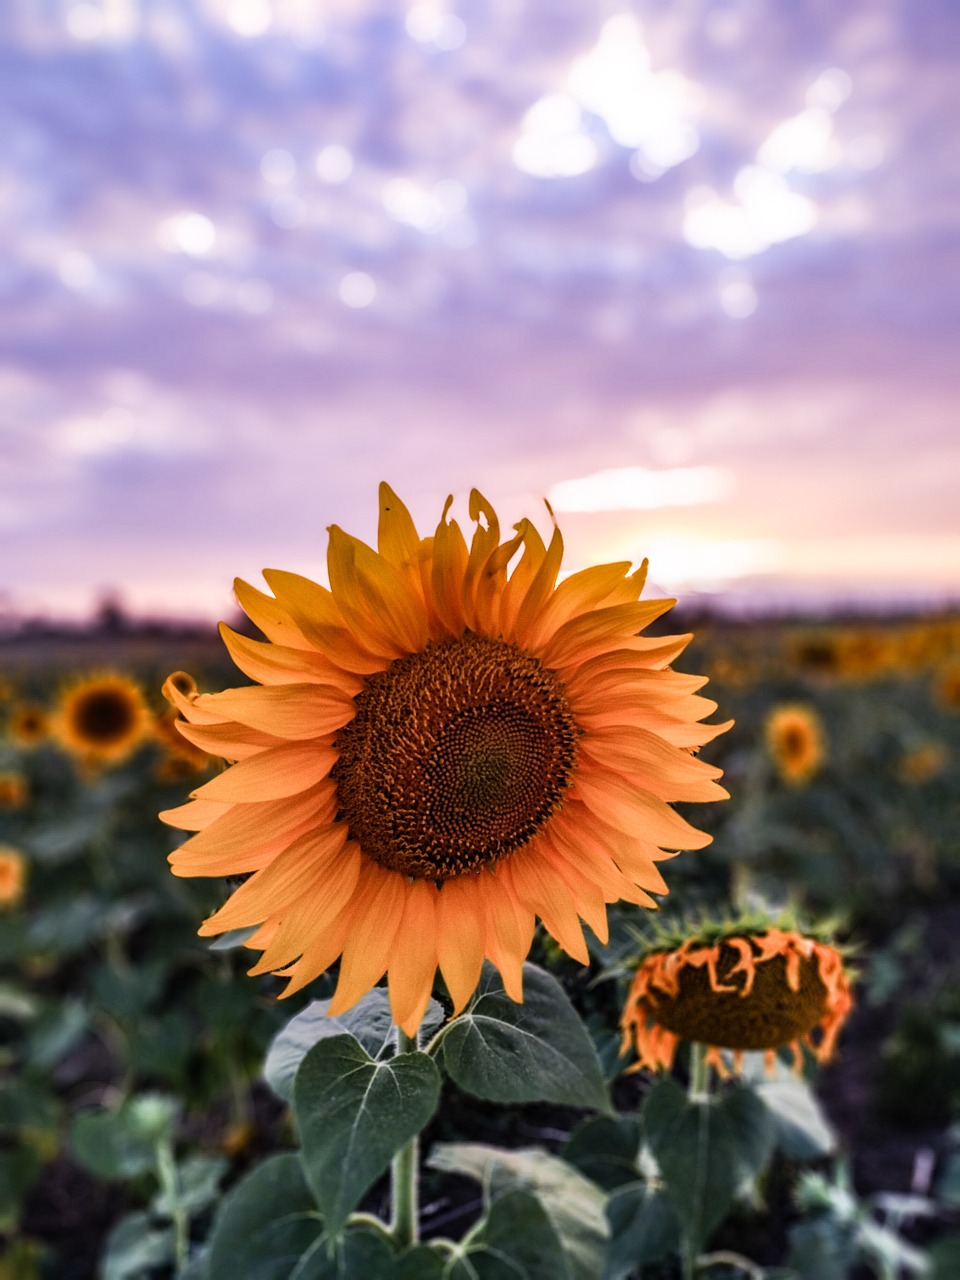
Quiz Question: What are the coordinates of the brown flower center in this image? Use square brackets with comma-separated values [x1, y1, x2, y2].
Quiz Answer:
[647, 942, 829, 1051]
[332, 633, 578, 880]
[72, 688, 138, 745]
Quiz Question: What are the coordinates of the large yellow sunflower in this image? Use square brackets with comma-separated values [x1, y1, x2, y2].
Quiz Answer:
[161, 486, 730, 1034]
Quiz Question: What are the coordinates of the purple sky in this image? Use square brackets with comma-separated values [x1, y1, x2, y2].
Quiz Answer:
[3, 0, 959, 621]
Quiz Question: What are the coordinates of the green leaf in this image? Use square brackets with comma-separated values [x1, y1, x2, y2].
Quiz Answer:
[101, 1211, 175, 1280]
[295, 1034, 441, 1237]
[0, 1148, 42, 1232]
[563, 1115, 641, 1192]
[208, 925, 260, 950]
[295, 1227, 396, 1279]
[394, 1245, 447, 1280]
[429, 1144, 609, 1280]
[754, 1069, 836, 1159]
[265, 991, 444, 1102]
[70, 1094, 179, 1181]
[0, 1081, 59, 1137]
[788, 1217, 857, 1280]
[153, 1154, 229, 1218]
[449, 1188, 567, 1280]
[206, 1153, 322, 1280]
[27, 999, 88, 1070]
[643, 1079, 775, 1254]
[930, 1235, 960, 1280]
[604, 1183, 680, 1280]
[440, 963, 610, 1113]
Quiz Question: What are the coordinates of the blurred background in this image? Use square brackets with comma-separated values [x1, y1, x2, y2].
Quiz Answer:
[3, 0, 959, 624]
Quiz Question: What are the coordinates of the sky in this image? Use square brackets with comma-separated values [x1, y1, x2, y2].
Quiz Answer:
[2, 0, 959, 623]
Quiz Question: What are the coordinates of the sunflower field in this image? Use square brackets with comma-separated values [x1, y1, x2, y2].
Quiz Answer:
[3, 509, 960, 1279]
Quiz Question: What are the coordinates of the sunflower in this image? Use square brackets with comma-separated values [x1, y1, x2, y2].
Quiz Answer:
[896, 742, 947, 785]
[56, 673, 151, 765]
[161, 485, 730, 1034]
[620, 917, 854, 1077]
[765, 703, 824, 786]
[0, 771, 28, 809]
[0, 846, 27, 907]
[934, 664, 960, 712]
[8, 704, 50, 748]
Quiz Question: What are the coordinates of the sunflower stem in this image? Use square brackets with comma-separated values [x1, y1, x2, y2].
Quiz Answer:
[390, 1025, 420, 1248]
[688, 1041, 711, 1103]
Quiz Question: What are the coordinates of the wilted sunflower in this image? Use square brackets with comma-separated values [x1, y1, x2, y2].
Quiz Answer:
[0, 771, 28, 809]
[8, 704, 50, 748]
[765, 703, 825, 786]
[620, 916, 854, 1077]
[56, 673, 151, 765]
[161, 486, 730, 1033]
[0, 846, 27, 907]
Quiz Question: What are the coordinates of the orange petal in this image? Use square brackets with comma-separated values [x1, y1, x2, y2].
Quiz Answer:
[574, 770, 713, 851]
[378, 482, 423, 579]
[175, 719, 282, 761]
[193, 683, 355, 740]
[159, 797, 230, 830]
[328, 865, 407, 1015]
[234, 578, 315, 651]
[522, 561, 635, 650]
[578, 727, 728, 803]
[162, 677, 227, 725]
[388, 878, 440, 1034]
[540, 599, 676, 667]
[498, 519, 547, 640]
[260, 570, 388, 675]
[508, 847, 590, 964]
[247, 842, 362, 975]
[327, 526, 426, 655]
[190, 740, 338, 802]
[169, 781, 336, 873]
[536, 841, 610, 944]
[510, 524, 564, 646]
[219, 623, 364, 692]
[481, 866, 535, 1003]
[436, 875, 486, 1014]
[199, 824, 348, 934]
[431, 499, 470, 635]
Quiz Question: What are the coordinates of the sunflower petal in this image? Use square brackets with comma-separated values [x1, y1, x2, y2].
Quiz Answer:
[219, 622, 364, 691]
[193, 683, 355, 740]
[233, 579, 315, 651]
[431, 499, 470, 634]
[574, 770, 714, 851]
[328, 866, 407, 1016]
[436, 875, 486, 1014]
[482, 866, 535, 1002]
[199, 824, 347, 934]
[388, 879, 440, 1035]
[190, 740, 338, 802]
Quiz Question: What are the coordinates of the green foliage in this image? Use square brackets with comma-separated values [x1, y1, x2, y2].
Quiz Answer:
[439, 962, 610, 1112]
[264, 990, 443, 1102]
[643, 1079, 776, 1257]
[429, 1143, 609, 1280]
[789, 1164, 932, 1279]
[70, 1093, 180, 1181]
[294, 1034, 441, 1237]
